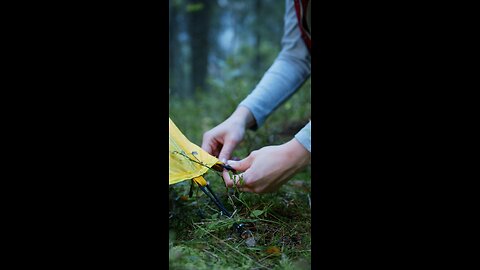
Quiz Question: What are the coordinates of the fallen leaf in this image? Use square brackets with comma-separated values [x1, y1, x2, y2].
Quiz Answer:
[265, 246, 281, 255]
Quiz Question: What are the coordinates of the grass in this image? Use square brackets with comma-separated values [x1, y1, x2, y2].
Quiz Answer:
[169, 76, 311, 269]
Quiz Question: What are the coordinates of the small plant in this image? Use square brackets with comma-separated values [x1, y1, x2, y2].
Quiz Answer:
[250, 202, 273, 219]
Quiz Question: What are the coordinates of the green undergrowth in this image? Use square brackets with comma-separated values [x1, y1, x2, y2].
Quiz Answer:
[169, 170, 311, 270]
[169, 76, 311, 269]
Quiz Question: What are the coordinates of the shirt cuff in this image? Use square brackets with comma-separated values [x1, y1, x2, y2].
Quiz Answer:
[294, 121, 311, 152]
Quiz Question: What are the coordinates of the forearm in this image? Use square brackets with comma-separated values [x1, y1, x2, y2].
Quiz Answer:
[239, 0, 310, 129]
[226, 106, 256, 129]
[239, 57, 310, 129]
[285, 136, 311, 169]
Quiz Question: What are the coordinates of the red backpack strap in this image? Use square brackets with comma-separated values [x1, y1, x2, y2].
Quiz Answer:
[293, 0, 311, 53]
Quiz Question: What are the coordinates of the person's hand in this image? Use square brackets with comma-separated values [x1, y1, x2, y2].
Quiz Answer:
[201, 106, 256, 163]
[222, 138, 310, 193]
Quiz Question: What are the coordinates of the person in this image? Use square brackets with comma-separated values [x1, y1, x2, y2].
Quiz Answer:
[201, 0, 311, 194]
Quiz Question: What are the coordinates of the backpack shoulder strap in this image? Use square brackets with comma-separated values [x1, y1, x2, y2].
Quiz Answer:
[293, 0, 311, 52]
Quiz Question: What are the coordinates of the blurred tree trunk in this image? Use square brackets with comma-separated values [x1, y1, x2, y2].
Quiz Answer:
[187, 0, 213, 94]
[254, 0, 262, 72]
[169, 2, 177, 93]
[169, 0, 189, 97]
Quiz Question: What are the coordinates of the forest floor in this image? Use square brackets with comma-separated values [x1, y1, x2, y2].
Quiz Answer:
[169, 79, 311, 270]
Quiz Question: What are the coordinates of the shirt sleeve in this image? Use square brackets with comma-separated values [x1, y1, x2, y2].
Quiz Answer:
[238, 0, 311, 129]
[294, 121, 311, 152]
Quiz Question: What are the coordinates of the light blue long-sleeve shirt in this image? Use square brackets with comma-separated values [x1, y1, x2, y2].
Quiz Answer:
[239, 0, 311, 152]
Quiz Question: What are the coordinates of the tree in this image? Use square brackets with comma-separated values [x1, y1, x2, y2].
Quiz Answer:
[186, 0, 214, 94]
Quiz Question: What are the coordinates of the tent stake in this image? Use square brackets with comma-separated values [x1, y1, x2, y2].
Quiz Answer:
[197, 184, 232, 217]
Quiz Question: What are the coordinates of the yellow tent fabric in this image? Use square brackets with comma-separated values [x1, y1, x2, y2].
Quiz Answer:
[169, 117, 219, 186]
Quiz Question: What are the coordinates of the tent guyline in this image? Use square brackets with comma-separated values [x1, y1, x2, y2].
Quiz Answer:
[173, 150, 237, 173]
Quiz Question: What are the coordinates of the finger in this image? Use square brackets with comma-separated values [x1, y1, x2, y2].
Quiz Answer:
[202, 138, 220, 157]
[219, 137, 240, 163]
[201, 133, 216, 154]
[222, 170, 234, 188]
[212, 146, 220, 158]
[223, 170, 247, 188]
[201, 141, 212, 155]
[226, 157, 252, 172]
[233, 172, 247, 187]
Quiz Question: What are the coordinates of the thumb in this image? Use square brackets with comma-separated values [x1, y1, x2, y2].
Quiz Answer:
[218, 139, 237, 163]
[226, 156, 252, 172]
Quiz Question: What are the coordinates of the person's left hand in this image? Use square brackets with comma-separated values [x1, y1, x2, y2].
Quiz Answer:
[222, 138, 311, 193]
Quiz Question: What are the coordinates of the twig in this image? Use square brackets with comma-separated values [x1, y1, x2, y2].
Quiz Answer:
[172, 151, 213, 171]
[256, 217, 284, 226]
[265, 211, 287, 225]
[203, 248, 220, 262]
[231, 193, 251, 212]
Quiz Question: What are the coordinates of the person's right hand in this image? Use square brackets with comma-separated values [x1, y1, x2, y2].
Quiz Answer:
[201, 106, 255, 163]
